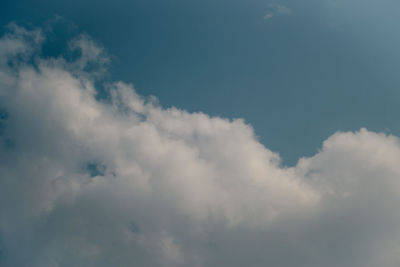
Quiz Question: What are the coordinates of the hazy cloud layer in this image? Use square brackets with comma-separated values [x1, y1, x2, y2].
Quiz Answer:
[1, 25, 400, 267]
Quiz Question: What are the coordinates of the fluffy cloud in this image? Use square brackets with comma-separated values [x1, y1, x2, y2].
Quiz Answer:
[0, 24, 400, 267]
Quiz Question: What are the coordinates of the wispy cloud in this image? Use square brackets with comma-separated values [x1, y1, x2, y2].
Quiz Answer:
[264, 4, 292, 20]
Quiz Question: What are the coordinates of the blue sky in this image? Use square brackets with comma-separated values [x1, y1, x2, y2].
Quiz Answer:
[3, 0, 400, 165]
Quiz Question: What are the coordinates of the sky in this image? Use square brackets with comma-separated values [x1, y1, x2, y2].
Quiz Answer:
[2, 0, 400, 266]
[3, 0, 400, 165]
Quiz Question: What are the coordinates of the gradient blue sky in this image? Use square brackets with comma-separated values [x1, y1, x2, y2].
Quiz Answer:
[2, 0, 400, 165]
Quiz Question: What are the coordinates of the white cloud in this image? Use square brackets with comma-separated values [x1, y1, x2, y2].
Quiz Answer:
[1, 25, 400, 267]
[274, 4, 292, 15]
[264, 12, 275, 20]
[264, 4, 292, 20]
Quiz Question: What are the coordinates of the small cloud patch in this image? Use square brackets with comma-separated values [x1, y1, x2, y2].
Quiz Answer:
[264, 4, 292, 20]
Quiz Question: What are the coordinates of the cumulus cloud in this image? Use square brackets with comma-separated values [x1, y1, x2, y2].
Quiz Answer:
[0, 24, 400, 266]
